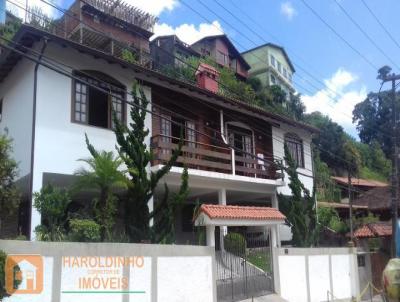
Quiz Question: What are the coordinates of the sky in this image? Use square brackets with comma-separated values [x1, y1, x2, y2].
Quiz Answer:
[9, 0, 400, 138]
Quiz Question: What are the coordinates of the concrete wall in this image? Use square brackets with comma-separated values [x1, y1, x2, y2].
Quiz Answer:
[0, 240, 217, 302]
[272, 124, 314, 195]
[274, 247, 360, 302]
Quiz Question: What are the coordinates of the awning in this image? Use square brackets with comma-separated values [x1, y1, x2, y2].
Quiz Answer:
[194, 204, 286, 227]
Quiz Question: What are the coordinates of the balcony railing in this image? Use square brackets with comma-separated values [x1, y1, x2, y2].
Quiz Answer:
[151, 135, 283, 180]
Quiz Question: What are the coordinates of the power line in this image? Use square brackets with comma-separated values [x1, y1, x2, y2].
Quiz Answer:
[333, 0, 400, 70]
[360, 0, 400, 53]
[3, 1, 390, 176]
[299, 0, 378, 71]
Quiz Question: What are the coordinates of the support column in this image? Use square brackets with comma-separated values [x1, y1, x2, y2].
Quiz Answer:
[271, 193, 281, 247]
[30, 171, 43, 240]
[218, 189, 227, 249]
[206, 225, 215, 247]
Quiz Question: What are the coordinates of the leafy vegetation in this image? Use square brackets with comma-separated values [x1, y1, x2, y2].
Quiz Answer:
[113, 82, 189, 243]
[0, 250, 20, 299]
[162, 56, 306, 120]
[74, 135, 127, 241]
[224, 232, 246, 256]
[33, 184, 71, 241]
[68, 219, 101, 242]
[0, 135, 20, 236]
[279, 144, 320, 247]
[317, 206, 347, 234]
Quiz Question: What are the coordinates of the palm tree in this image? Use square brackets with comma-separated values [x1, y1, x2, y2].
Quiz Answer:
[74, 134, 128, 241]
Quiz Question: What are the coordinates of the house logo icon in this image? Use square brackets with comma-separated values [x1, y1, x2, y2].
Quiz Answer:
[5, 255, 44, 295]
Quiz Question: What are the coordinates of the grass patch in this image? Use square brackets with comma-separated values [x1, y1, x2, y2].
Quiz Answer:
[247, 250, 271, 272]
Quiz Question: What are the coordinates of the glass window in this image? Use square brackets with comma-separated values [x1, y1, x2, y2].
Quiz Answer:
[73, 71, 125, 129]
[277, 61, 282, 73]
[285, 133, 304, 168]
[270, 54, 276, 67]
[270, 74, 276, 85]
[185, 121, 196, 148]
[283, 68, 287, 78]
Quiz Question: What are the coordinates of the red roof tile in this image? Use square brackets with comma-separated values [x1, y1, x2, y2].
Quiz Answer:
[331, 177, 388, 188]
[354, 222, 392, 238]
[198, 204, 286, 221]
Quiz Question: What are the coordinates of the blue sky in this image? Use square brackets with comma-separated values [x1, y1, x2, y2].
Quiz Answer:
[12, 0, 400, 137]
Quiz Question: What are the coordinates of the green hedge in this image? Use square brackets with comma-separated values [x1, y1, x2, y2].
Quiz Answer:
[68, 219, 101, 242]
[224, 232, 246, 256]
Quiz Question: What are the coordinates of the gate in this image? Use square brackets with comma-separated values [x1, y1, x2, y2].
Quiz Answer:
[215, 228, 274, 302]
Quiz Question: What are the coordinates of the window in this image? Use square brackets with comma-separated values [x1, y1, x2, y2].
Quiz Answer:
[270, 74, 276, 85]
[73, 71, 125, 129]
[0, 98, 3, 122]
[285, 133, 304, 168]
[186, 121, 196, 148]
[277, 61, 282, 73]
[283, 68, 287, 78]
[217, 51, 229, 66]
[270, 54, 276, 67]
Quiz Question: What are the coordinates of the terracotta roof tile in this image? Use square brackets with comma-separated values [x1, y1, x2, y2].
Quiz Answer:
[198, 204, 286, 221]
[354, 222, 392, 238]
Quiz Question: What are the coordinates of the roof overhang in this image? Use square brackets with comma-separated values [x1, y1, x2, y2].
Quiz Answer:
[194, 204, 286, 227]
[0, 25, 318, 134]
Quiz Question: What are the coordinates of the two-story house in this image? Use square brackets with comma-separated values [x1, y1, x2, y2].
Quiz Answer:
[150, 35, 199, 70]
[0, 2, 316, 250]
[191, 34, 250, 80]
[241, 43, 295, 97]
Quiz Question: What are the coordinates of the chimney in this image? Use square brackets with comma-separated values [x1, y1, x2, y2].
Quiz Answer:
[195, 63, 220, 93]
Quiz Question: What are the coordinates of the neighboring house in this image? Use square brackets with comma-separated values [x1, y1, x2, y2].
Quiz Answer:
[0, 2, 316, 247]
[241, 43, 295, 97]
[353, 186, 393, 221]
[150, 35, 199, 70]
[331, 176, 388, 204]
[190, 34, 250, 80]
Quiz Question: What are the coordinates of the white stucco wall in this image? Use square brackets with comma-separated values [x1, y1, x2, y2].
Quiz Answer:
[276, 248, 359, 302]
[0, 59, 36, 178]
[29, 42, 152, 237]
[272, 124, 314, 195]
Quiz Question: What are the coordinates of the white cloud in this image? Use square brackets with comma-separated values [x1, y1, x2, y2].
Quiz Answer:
[301, 68, 367, 136]
[280, 1, 297, 20]
[124, 0, 178, 16]
[152, 20, 224, 45]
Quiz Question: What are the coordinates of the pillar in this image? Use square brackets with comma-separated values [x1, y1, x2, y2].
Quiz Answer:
[271, 193, 281, 247]
[206, 225, 215, 247]
[218, 188, 227, 249]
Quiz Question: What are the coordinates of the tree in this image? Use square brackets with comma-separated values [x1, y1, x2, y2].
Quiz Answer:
[33, 184, 71, 241]
[353, 90, 398, 158]
[113, 82, 188, 242]
[279, 144, 320, 247]
[0, 134, 20, 236]
[74, 134, 127, 241]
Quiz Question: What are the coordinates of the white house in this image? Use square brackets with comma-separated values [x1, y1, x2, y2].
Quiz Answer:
[0, 0, 316, 256]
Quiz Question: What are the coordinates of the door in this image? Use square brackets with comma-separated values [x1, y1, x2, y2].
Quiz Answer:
[227, 124, 254, 175]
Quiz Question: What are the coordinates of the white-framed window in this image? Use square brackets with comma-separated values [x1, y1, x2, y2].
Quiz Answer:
[285, 133, 304, 168]
[283, 68, 287, 78]
[277, 61, 282, 73]
[270, 54, 276, 67]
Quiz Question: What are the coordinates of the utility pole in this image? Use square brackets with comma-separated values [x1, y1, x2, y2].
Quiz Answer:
[348, 173, 353, 243]
[380, 69, 400, 257]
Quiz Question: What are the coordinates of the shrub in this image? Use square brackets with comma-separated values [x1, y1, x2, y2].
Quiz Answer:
[224, 232, 246, 256]
[33, 184, 71, 241]
[0, 250, 20, 299]
[68, 219, 101, 242]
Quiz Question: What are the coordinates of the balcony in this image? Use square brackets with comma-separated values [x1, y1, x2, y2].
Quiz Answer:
[151, 135, 283, 180]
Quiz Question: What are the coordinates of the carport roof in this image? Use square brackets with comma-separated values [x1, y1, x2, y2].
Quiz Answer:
[197, 204, 286, 221]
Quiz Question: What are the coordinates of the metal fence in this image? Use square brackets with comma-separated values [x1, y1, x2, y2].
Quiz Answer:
[216, 229, 274, 302]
